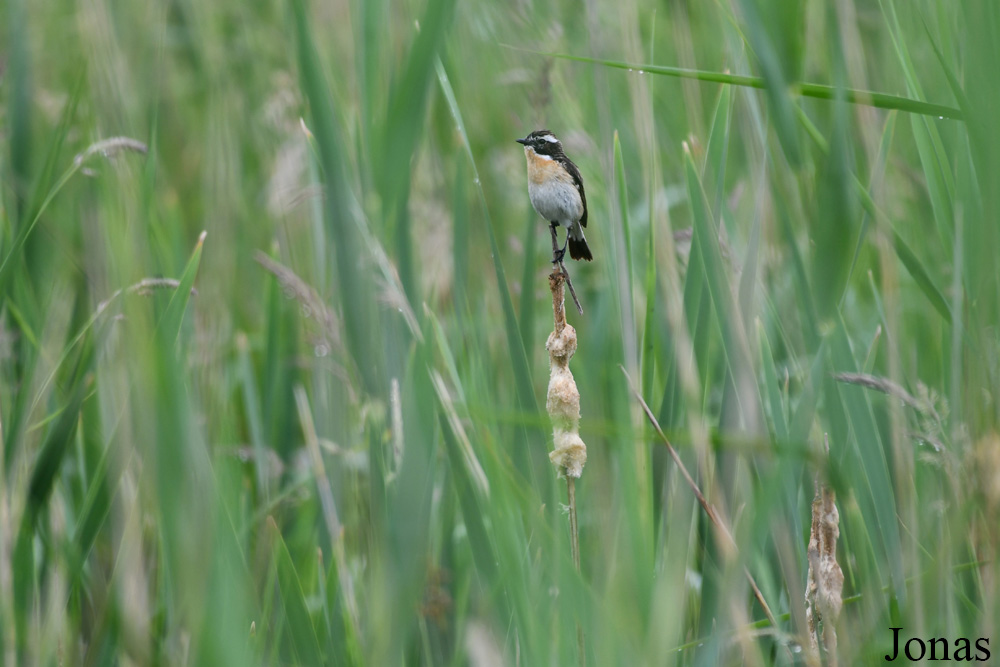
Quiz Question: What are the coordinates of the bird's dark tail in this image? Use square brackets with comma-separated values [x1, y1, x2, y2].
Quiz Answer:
[568, 223, 593, 261]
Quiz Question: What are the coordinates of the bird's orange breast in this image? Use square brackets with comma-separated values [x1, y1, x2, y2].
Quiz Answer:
[525, 148, 574, 186]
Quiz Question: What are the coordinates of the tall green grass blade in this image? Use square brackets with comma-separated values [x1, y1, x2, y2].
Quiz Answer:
[0, 86, 83, 302]
[358, 0, 384, 167]
[71, 419, 119, 564]
[292, 0, 383, 395]
[684, 147, 762, 427]
[155, 231, 205, 343]
[737, 0, 803, 163]
[378, 0, 456, 303]
[704, 84, 733, 213]
[797, 103, 953, 325]
[438, 412, 498, 585]
[379, 0, 456, 206]
[889, 230, 952, 324]
[881, 0, 955, 249]
[261, 254, 299, 462]
[452, 160, 470, 313]
[830, 317, 905, 603]
[22, 75, 84, 257]
[236, 333, 269, 498]
[268, 517, 324, 664]
[613, 132, 635, 300]
[611, 131, 638, 377]
[812, 6, 856, 323]
[385, 345, 440, 660]
[846, 111, 897, 287]
[640, 186, 657, 403]
[4, 0, 32, 217]
[955, 4, 1000, 335]
[321, 546, 363, 667]
[518, 210, 538, 365]
[756, 321, 787, 444]
[434, 58, 541, 482]
[14, 336, 96, 656]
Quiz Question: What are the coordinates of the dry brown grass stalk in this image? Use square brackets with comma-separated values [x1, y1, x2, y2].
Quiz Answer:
[254, 251, 342, 351]
[832, 372, 920, 409]
[805, 436, 844, 666]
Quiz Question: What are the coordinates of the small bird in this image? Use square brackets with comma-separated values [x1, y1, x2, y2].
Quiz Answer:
[516, 130, 593, 262]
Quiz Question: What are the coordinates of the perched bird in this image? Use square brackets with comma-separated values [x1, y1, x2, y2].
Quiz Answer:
[516, 130, 593, 262]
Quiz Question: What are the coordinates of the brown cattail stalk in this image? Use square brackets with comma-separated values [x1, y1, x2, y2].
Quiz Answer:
[547, 271, 587, 477]
[805, 436, 844, 665]
[546, 269, 586, 665]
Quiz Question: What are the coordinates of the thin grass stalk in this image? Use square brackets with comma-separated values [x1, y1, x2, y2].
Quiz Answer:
[567, 475, 583, 665]
[507, 48, 963, 120]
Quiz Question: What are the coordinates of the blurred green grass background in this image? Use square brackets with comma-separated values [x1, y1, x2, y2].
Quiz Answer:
[2, 0, 999, 664]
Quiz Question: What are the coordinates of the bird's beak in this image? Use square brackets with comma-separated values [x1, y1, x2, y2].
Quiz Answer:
[515, 137, 528, 145]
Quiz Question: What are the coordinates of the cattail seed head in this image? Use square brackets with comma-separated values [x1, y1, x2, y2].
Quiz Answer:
[546, 273, 586, 478]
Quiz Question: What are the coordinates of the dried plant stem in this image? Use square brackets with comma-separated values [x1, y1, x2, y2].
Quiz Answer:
[546, 271, 587, 477]
[805, 436, 843, 665]
[546, 269, 587, 666]
[620, 368, 779, 629]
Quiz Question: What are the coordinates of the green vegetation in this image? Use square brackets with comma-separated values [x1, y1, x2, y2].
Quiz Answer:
[2, 0, 998, 664]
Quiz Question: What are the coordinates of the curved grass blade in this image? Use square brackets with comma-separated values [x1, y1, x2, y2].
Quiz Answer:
[512, 48, 962, 121]
[0, 83, 84, 298]
[156, 231, 206, 343]
[889, 230, 951, 324]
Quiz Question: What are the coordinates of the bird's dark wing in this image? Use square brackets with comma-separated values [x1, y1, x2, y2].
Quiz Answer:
[559, 156, 588, 227]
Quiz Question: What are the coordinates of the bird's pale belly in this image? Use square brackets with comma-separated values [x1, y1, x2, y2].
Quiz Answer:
[527, 179, 584, 227]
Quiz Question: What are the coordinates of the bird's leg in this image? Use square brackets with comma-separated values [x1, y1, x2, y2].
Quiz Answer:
[548, 221, 581, 313]
[550, 222, 563, 263]
[550, 222, 566, 264]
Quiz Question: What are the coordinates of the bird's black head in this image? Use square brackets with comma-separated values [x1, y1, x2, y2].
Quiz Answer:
[516, 130, 563, 157]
